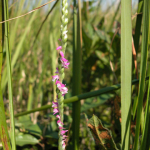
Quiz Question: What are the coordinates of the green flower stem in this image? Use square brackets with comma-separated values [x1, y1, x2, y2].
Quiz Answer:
[56, 0, 68, 149]
[14, 77, 148, 117]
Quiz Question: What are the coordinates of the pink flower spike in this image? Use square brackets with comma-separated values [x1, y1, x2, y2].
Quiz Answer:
[53, 108, 59, 115]
[52, 75, 59, 82]
[60, 51, 64, 57]
[56, 46, 62, 50]
[61, 130, 68, 135]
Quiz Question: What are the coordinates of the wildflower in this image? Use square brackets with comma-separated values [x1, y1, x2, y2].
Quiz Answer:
[52, 102, 58, 108]
[53, 108, 59, 115]
[56, 46, 62, 50]
[60, 86, 68, 95]
[61, 130, 68, 136]
[52, 75, 59, 81]
[60, 51, 64, 57]
[57, 120, 63, 127]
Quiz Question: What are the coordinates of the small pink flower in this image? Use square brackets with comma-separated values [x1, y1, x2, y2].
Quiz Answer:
[63, 135, 68, 139]
[56, 115, 60, 119]
[52, 75, 59, 81]
[62, 62, 70, 68]
[58, 38, 62, 41]
[57, 120, 63, 127]
[52, 102, 58, 108]
[60, 57, 70, 68]
[60, 86, 68, 95]
[56, 46, 62, 50]
[59, 126, 64, 130]
[61, 130, 68, 135]
[56, 81, 62, 88]
[61, 57, 68, 62]
[53, 108, 59, 115]
[60, 51, 64, 57]
[62, 140, 66, 149]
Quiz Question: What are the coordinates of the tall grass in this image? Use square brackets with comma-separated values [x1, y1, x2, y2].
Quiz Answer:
[0, 1, 11, 149]
[3, 0, 16, 149]
[133, 0, 150, 149]
[72, 0, 82, 149]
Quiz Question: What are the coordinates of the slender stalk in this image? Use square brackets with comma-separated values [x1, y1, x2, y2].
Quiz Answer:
[27, 83, 33, 111]
[14, 77, 149, 117]
[132, 0, 143, 119]
[4, 0, 16, 149]
[140, 64, 150, 150]
[0, 1, 11, 149]
[121, 0, 132, 149]
[133, 0, 143, 52]
[72, 0, 82, 149]
[133, 0, 150, 149]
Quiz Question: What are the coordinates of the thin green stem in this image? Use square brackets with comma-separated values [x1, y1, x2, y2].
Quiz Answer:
[4, 0, 16, 149]
[133, 0, 150, 149]
[72, 0, 82, 149]
[0, 1, 11, 150]
[14, 77, 149, 117]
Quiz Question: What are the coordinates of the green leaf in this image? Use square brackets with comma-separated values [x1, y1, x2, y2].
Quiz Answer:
[87, 115, 118, 150]
[16, 134, 39, 146]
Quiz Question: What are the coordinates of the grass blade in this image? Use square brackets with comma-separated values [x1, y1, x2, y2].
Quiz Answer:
[0, 1, 11, 149]
[133, 0, 143, 52]
[133, 0, 150, 149]
[132, 0, 143, 119]
[4, 0, 16, 149]
[14, 78, 149, 121]
[121, 0, 132, 149]
[140, 64, 150, 150]
[72, 0, 82, 149]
